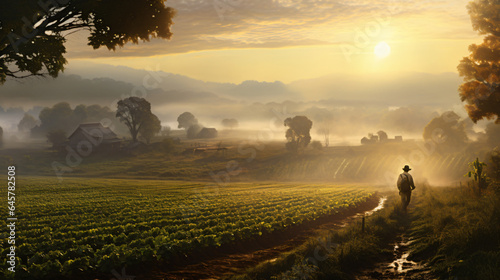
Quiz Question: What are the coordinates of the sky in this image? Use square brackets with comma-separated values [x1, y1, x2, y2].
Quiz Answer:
[63, 0, 483, 83]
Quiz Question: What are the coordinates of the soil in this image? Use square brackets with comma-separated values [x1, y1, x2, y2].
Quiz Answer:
[355, 220, 434, 280]
[129, 195, 386, 280]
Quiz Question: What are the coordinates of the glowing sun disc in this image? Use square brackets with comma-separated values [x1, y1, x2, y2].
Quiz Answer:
[374, 41, 391, 58]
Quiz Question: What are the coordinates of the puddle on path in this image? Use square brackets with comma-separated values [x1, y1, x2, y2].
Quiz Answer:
[356, 232, 433, 280]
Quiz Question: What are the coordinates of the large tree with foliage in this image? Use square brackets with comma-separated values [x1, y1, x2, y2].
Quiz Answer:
[31, 102, 117, 137]
[177, 112, 198, 129]
[38, 102, 73, 133]
[18, 113, 38, 132]
[139, 113, 161, 144]
[485, 122, 500, 148]
[284, 116, 313, 152]
[0, 0, 175, 84]
[221, 118, 239, 129]
[116, 97, 157, 142]
[377, 130, 388, 142]
[46, 129, 67, 148]
[423, 111, 469, 150]
[457, 0, 500, 123]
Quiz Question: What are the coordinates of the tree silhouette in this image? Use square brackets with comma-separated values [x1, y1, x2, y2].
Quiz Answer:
[423, 111, 469, 151]
[361, 133, 378, 145]
[187, 124, 203, 139]
[377, 130, 388, 142]
[0, 0, 175, 84]
[457, 0, 500, 123]
[361, 137, 371, 145]
[284, 116, 313, 152]
[139, 113, 161, 144]
[317, 128, 330, 147]
[18, 113, 38, 132]
[177, 112, 198, 130]
[47, 129, 67, 148]
[33, 102, 116, 137]
[221, 118, 239, 129]
[485, 122, 500, 148]
[38, 102, 73, 133]
[116, 97, 155, 142]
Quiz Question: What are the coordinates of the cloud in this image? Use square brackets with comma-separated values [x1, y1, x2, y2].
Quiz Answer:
[64, 0, 475, 59]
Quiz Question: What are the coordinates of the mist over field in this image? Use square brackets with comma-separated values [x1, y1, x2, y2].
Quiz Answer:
[0, 61, 478, 145]
[2, 1, 500, 279]
[1, 62, 497, 189]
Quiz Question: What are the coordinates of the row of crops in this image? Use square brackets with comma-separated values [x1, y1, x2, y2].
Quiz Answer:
[1, 177, 373, 279]
[264, 150, 474, 183]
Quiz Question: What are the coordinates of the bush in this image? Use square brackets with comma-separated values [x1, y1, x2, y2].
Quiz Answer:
[310, 140, 323, 150]
[488, 149, 500, 181]
[160, 138, 175, 153]
[187, 124, 203, 139]
[46, 130, 67, 148]
[409, 186, 500, 278]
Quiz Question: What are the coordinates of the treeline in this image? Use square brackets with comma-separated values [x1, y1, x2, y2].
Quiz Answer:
[24, 102, 129, 138]
[7, 98, 239, 147]
[358, 111, 500, 153]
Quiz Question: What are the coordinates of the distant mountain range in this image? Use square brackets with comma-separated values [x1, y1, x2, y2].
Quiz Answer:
[1, 61, 463, 107]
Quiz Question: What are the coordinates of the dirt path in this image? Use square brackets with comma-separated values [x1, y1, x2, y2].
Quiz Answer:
[355, 213, 433, 280]
[134, 196, 386, 280]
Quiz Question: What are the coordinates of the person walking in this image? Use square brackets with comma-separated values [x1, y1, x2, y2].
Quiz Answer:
[397, 165, 415, 211]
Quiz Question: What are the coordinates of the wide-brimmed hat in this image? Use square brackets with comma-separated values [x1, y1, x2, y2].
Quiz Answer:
[403, 165, 411, 171]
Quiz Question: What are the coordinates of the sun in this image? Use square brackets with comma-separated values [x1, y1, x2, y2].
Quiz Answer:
[374, 41, 391, 58]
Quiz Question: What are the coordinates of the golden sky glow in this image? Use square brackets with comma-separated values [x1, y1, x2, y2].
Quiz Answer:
[67, 0, 482, 83]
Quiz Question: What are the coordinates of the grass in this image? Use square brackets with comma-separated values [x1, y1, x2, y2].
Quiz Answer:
[0, 145, 227, 180]
[228, 182, 500, 280]
[0, 139, 482, 184]
[408, 184, 500, 279]
[227, 194, 406, 280]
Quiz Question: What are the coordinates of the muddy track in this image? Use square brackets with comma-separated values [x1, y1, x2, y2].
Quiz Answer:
[355, 234, 434, 280]
[355, 204, 433, 280]
[131, 195, 385, 280]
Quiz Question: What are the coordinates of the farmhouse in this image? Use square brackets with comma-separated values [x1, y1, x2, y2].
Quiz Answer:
[68, 123, 121, 151]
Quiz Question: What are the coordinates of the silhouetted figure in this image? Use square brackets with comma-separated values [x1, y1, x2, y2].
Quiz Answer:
[397, 165, 415, 211]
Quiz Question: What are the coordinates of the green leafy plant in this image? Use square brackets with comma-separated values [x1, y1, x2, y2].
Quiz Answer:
[465, 158, 489, 192]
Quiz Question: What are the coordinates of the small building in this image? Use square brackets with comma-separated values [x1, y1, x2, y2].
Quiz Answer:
[68, 123, 121, 152]
[197, 128, 218, 139]
[394, 136, 403, 142]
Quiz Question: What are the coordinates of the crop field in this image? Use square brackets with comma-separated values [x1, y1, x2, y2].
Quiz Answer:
[0, 143, 475, 184]
[0, 177, 373, 279]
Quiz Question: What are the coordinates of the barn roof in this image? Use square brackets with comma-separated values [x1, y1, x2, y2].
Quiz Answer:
[69, 123, 121, 143]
